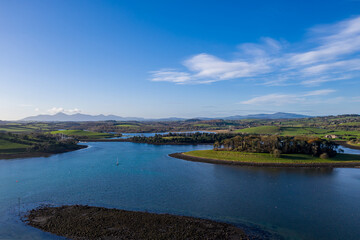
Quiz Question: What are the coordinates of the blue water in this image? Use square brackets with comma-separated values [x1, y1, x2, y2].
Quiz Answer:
[1, 142, 360, 240]
[113, 131, 215, 139]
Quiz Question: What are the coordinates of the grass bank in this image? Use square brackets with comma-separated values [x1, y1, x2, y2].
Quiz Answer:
[169, 150, 360, 167]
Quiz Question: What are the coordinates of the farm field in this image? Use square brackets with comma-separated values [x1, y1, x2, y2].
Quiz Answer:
[0, 139, 29, 154]
[50, 130, 113, 139]
[235, 126, 360, 139]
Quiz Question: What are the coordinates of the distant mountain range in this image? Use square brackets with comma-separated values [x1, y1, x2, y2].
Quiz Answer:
[21, 113, 145, 122]
[223, 112, 309, 120]
[20, 112, 310, 122]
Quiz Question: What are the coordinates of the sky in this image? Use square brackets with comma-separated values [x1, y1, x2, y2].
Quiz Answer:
[1, 0, 360, 120]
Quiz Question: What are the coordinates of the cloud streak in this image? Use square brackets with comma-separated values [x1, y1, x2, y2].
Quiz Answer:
[47, 107, 81, 114]
[240, 89, 336, 105]
[150, 16, 360, 85]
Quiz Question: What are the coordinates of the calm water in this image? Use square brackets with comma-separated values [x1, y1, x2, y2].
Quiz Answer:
[1, 142, 360, 240]
[113, 131, 214, 139]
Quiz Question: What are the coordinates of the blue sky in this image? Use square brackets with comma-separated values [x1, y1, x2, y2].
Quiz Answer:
[1, 0, 360, 120]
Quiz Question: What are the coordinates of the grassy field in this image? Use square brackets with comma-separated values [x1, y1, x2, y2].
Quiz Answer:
[116, 124, 140, 128]
[235, 126, 280, 134]
[183, 150, 360, 164]
[193, 124, 212, 127]
[0, 127, 30, 132]
[50, 130, 113, 139]
[0, 123, 51, 133]
[340, 122, 360, 126]
[235, 126, 330, 135]
[162, 136, 182, 140]
[347, 142, 360, 147]
[0, 139, 29, 154]
[235, 126, 360, 139]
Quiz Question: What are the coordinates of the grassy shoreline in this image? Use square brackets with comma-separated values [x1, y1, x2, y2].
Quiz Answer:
[170, 150, 360, 168]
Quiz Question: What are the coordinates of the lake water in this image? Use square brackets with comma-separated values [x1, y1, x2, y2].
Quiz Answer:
[112, 131, 215, 139]
[1, 142, 360, 240]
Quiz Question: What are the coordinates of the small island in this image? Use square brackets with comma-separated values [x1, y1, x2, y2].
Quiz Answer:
[170, 135, 360, 168]
[25, 205, 248, 240]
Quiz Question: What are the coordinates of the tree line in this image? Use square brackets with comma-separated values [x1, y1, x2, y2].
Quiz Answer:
[129, 132, 236, 144]
[214, 135, 340, 158]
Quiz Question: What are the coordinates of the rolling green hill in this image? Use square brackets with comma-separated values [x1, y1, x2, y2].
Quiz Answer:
[50, 130, 113, 139]
[235, 126, 360, 139]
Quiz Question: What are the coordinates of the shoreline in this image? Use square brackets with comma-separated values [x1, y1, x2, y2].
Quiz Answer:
[335, 141, 360, 150]
[169, 152, 360, 168]
[0, 145, 87, 160]
[25, 205, 249, 240]
[84, 138, 212, 145]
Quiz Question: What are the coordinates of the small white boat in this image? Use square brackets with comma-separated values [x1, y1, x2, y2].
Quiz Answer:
[116, 157, 119, 166]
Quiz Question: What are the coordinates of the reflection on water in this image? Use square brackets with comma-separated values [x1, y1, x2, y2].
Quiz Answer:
[113, 131, 215, 139]
[339, 146, 360, 155]
[234, 165, 335, 176]
[0, 142, 359, 240]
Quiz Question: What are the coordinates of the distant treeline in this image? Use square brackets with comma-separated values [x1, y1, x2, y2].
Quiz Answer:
[129, 132, 236, 144]
[215, 135, 340, 157]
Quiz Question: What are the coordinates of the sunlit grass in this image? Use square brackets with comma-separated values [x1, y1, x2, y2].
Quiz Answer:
[184, 150, 360, 164]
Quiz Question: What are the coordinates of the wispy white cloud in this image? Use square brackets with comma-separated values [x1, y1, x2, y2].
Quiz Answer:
[240, 94, 302, 105]
[301, 59, 360, 75]
[351, 96, 360, 102]
[151, 69, 191, 83]
[304, 89, 336, 96]
[150, 16, 360, 86]
[67, 108, 81, 114]
[300, 75, 353, 86]
[290, 17, 360, 65]
[185, 53, 270, 80]
[48, 107, 64, 114]
[240, 89, 336, 105]
[47, 107, 81, 114]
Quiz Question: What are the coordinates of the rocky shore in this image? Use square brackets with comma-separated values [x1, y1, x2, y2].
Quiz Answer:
[25, 205, 249, 240]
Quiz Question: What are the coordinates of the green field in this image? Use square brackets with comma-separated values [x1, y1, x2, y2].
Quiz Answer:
[50, 130, 113, 139]
[193, 124, 212, 127]
[162, 136, 182, 140]
[0, 123, 51, 133]
[235, 126, 330, 135]
[235, 126, 360, 139]
[235, 126, 280, 134]
[183, 150, 360, 164]
[348, 141, 360, 147]
[0, 127, 30, 132]
[0, 139, 29, 154]
[116, 124, 139, 128]
[340, 122, 360, 126]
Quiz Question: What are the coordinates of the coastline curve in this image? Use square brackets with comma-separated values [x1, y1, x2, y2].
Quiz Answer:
[169, 152, 360, 168]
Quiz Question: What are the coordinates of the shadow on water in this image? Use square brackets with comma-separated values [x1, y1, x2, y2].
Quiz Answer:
[228, 165, 335, 176]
